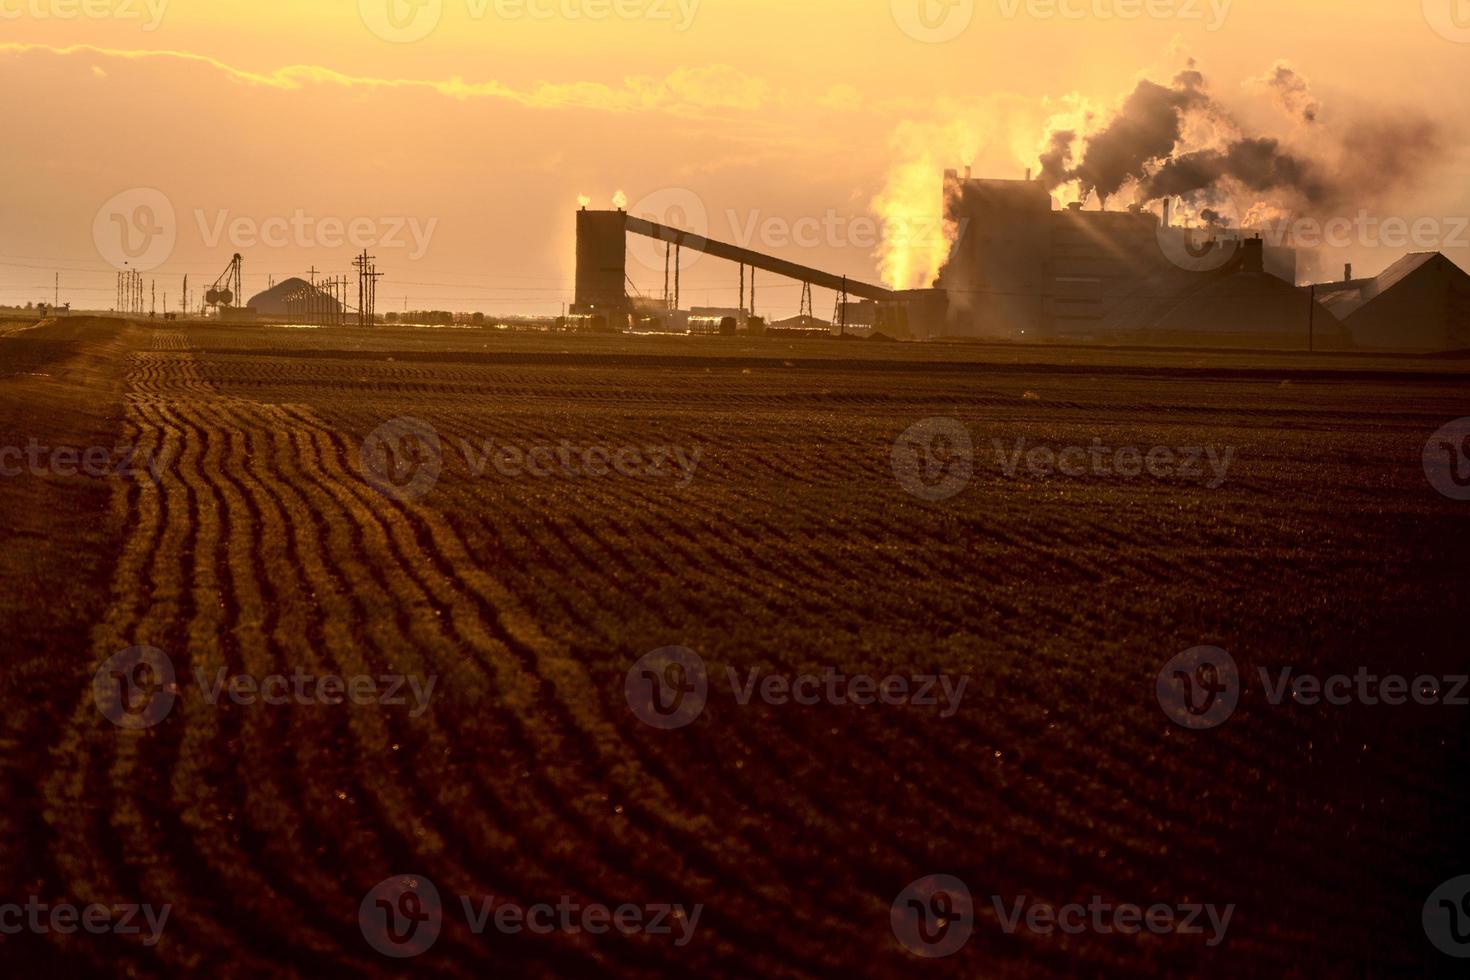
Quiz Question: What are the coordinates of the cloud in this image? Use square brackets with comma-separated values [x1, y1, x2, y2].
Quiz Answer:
[0, 42, 775, 117]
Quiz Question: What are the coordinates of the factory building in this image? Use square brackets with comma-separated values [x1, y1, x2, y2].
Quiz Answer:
[571, 177, 1465, 351]
[1314, 253, 1470, 352]
[934, 171, 1330, 347]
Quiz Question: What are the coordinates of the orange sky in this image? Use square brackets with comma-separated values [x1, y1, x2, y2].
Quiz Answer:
[3, 1, 1468, 315]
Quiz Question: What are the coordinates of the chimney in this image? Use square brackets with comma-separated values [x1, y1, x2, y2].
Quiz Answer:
[1241, 236, 1264, 274]
[964, 166, 972, 180]
[1344, 263, 1352, 282]
[1025, 168, 1032, 181]
[1162, 198, 1171, 228]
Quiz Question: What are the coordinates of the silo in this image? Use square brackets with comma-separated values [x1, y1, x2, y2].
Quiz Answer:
[573, 209, 629, 316]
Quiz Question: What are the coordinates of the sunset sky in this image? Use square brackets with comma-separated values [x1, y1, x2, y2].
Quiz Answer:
[4, 0, 1468, 316]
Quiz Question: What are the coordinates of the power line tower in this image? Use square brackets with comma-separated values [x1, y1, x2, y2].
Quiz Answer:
[799, 282, 813, 321]
[354, 251, 380, 327]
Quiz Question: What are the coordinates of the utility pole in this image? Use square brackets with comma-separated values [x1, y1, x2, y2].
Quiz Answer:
[54, 273, 58, 308]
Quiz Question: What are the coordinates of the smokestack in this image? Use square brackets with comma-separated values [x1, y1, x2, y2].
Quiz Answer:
[964, 166, 971, 180]
[1241, 237, 1264, 274]
[1162, 198, 1171, 228]
[1344, 263, 1352, 282]
[1025, 168, 1032, 181]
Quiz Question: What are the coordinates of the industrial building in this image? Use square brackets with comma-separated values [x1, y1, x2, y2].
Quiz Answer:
[573, 174, 1468, 352]
[571, 207, 945, 338]
[246, 278, 344, 320]
[935, 171, 1339, 347]
[1314, 253, 1470, 352]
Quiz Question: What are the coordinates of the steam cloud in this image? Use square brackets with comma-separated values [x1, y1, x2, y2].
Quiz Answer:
[1257, 61, 1320, 124]
[1035, 60, 1441, 217]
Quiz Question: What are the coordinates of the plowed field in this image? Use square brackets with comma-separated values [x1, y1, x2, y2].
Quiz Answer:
[2, 317, 1466, 976]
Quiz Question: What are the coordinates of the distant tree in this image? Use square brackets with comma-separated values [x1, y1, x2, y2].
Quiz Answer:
[472, 312, 485, 325]
[385, 312, 398, 324]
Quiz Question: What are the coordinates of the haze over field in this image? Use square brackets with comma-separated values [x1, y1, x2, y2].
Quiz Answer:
[3, 0, 1468, 314]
